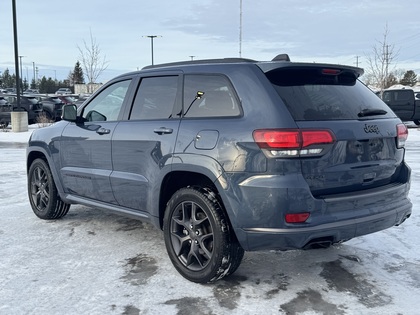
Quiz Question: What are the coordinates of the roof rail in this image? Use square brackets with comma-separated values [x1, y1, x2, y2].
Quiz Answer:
[142, 57, 257, 70]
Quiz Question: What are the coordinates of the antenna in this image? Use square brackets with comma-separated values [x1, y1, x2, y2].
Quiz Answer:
[239, 0, 242, 58]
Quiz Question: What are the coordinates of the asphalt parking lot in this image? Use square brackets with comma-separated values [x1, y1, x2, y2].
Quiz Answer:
[0, 128, 419, 315]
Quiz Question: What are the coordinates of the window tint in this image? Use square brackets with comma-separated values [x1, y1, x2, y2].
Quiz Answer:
[82, 80, 131, 122]
[183, 75, 240, 118]
[130, 76, 178, 120]
[267, 68, 395, 121]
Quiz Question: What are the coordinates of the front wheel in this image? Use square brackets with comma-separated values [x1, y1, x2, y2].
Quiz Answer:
[413, 119, 420, 126]
[163, 187, 244, 283]
[28, 158, 70, 220]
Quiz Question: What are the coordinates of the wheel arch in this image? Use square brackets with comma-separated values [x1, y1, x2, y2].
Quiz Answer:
[27, 147, 65, 196]
[42, 108, 54, 119]
[157, 166, 236, 232]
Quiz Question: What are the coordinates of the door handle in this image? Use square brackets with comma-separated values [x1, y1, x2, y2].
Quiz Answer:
[96, 127, 111, 135]
[154, 127, 173, 135]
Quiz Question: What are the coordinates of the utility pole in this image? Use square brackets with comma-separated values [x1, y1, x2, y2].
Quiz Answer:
[385, 44, 390, 88]
[355, 55, 361, 67]
[32, 62, 36, 88]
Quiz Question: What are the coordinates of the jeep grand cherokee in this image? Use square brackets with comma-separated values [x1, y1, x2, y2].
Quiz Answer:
[27, 54, 412, 283]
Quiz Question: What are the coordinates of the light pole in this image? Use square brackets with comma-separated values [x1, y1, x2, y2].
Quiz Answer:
[12, 0, 21, 107]
[143, 35, 161, 66]
[19, 55, 25, 90]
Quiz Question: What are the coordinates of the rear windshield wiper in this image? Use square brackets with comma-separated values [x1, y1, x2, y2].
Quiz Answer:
[358, 108, 387, 117]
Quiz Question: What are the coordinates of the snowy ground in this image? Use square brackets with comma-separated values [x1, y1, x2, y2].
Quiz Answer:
[0, 124, 419, 315]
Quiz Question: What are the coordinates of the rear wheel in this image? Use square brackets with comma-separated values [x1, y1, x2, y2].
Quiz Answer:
[28, 158, 70, 220]
[163, 187, 244, 283]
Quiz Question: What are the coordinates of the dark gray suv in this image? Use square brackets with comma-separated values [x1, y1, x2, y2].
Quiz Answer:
[27, 55, 412, 283]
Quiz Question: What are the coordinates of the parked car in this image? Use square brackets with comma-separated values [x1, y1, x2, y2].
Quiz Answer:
[0, 94, 11, 127]
[38, 96, 64, 121]
[27, 54, 412, 283]
[55, 88, 72, 95]
[4, 88, 16, 94]
[56, 95, 77, 105]
[381, 88, 420, 125]
[3, 94, 43, 124]
[23, 89, 40, 94]
[0, 94, 9, 106]
[74, 94, 92, 107]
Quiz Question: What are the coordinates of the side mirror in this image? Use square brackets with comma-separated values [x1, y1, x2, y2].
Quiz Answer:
[62, 104, 77, 122]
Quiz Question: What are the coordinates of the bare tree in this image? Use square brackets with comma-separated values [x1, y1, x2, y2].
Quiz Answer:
[77, 30, 109, 90]
[365, 24, 399, 93]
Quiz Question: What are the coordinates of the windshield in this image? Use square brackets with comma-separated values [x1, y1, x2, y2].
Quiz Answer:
[266, 68, 395, 121]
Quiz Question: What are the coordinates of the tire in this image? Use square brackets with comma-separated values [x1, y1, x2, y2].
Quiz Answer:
[43, 110, 53, 121]
[28, 158, 70, 220]
[413, 119, 420, 126]
[163, 187, 244, 283]
[0, 120, 8, 128]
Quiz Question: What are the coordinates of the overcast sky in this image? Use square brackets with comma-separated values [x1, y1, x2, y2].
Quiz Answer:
[1, 0, 420, 83]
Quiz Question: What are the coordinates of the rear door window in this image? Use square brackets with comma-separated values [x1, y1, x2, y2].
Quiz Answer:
[266, 68, 395, 121]
[130, 76, 178, 120]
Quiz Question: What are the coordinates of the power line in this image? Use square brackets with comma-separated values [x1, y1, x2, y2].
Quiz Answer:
[393, 32, 420, 45]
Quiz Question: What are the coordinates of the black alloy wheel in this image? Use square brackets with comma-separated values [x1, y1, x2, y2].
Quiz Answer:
[28, 158, 70, 220]
[163, 187, 244, 283]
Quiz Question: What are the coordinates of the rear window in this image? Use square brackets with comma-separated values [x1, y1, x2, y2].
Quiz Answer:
[267, 68, 395, 121]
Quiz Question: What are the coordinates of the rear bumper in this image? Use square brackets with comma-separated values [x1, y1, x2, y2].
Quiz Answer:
[236, 198, 411, 250]
[228, 164, 412, 251]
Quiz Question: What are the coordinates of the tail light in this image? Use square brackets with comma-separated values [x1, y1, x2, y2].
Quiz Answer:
[396, 124, 408, 148]
[253, 129, 335, 157]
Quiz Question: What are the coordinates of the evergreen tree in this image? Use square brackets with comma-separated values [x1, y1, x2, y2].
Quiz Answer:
[30, 79, 37, 89]
[23, 78, 29, 91]
[39, 76, 59, 93]
[73, 61, 85, 84]
[0, 69, 15, 88]
[400, 70, 417, 86]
